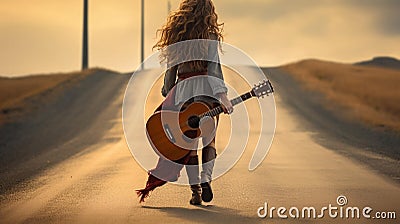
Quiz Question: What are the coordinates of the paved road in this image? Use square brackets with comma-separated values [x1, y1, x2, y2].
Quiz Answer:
[0, 68, 399, 223]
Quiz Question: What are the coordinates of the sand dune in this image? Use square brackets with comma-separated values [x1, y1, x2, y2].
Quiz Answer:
[0, 72, 78, 124]
[355, 56, 400, 70]
[0, 66, 399, 223]
[0, 69, 129, 194]
[282, 59, 400, 132]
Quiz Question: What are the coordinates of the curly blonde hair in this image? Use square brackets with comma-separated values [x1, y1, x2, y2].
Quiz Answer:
[153, 0, 224, 71]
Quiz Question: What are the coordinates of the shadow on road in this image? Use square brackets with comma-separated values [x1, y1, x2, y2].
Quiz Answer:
[142, 205, 257, 224]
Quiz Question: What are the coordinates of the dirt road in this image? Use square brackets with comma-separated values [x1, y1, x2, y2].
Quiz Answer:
[0, 68, 399, 223]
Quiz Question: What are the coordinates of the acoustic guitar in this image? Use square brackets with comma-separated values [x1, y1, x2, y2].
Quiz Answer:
[146, 80, 274, 161]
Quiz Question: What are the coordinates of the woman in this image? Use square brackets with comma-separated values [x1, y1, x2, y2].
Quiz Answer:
[137, 0, 233, 205]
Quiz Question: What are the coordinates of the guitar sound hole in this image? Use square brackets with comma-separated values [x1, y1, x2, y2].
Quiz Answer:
[184, 130, 199, 139]
[188, 115, 200, 128]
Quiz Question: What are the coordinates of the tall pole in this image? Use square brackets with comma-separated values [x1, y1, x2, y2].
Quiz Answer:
[167, 0, 171, 13]
[82, 0, 88, 70]
[140, 0, 144, 70]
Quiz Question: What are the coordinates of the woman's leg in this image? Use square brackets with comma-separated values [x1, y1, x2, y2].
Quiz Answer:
[200, 114, 219, 202]
[201, 139, 217, 183]
[185, 151, 202, 205]
[182, 100, 202, 205]
[186, 151, 200, 185]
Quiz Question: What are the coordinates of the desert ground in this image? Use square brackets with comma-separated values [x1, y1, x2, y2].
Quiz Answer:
[282, 59, 400, 132]
[0, 64, 399, 223]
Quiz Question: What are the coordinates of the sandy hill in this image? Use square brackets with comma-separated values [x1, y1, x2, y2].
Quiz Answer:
[280, 59, 400, 132]
[0, 69, 130, 193]
[355, 56, 400, 70]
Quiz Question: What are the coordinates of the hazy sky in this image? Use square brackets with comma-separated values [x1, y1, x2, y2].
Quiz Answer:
[0, 0, 399, 76]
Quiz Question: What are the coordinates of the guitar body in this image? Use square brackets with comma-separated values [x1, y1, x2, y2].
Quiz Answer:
[146, 102, 216, 161]
[145, 79, 274, 161]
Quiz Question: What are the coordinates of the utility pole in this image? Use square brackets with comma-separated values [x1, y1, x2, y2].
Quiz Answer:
[167, 0, 171, 13]
[140, 0, 144, 70]
[82, 0, 88, 70]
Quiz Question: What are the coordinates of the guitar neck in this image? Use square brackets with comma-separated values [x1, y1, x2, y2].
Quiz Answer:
[200, 91, 254, 118]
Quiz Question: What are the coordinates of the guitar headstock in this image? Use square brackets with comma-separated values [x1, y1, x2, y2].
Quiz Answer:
[251, 80, 274, 98]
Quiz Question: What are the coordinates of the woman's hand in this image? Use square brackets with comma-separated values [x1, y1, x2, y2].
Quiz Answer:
[219, 93, 233, 114]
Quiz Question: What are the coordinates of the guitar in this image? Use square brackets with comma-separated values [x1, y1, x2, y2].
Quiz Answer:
[146, 80, 274, 161]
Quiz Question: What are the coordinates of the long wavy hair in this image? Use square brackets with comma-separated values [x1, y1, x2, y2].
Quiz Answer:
[153, 0, 224, 71]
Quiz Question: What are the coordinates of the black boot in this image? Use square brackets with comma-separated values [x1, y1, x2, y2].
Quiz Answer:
[190, 184, 202, 205]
